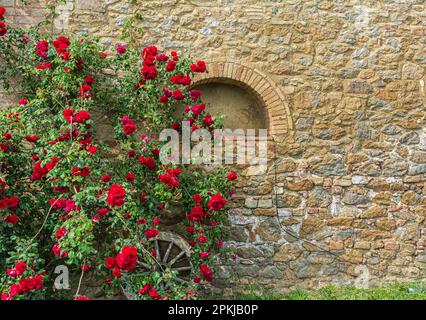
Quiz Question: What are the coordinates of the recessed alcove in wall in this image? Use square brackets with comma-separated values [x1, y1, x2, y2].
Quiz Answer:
[191, 61, 294, 136]
[192, 82, 268, 132]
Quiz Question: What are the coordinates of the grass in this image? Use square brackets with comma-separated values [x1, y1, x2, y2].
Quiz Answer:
[213, 282, 426, 300]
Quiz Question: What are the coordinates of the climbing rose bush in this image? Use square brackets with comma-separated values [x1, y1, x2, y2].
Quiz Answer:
[0, 7, 236, 300]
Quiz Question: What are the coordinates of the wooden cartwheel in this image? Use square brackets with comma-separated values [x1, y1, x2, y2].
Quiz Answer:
[120, 231, 193, 300]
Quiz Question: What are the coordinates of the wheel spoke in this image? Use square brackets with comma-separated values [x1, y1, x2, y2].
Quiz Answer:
[163, 242, 174, 264]
[172, 266, 192, 272]
[122, 235, 193, 300]
[168, 250, 185, 266]
[136, 261, 150, 269]
[174, 277, 188, 284]
[154, 240, 161, 262]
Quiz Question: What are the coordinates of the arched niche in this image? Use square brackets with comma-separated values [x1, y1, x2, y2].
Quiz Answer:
[191, 81, 268, 132]
[192, 61, 294, 137]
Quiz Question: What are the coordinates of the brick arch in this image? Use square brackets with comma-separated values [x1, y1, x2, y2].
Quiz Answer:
[192, 61, 294, 135]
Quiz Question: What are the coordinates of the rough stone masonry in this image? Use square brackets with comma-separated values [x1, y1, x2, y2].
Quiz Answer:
[0, 0, 425, 294]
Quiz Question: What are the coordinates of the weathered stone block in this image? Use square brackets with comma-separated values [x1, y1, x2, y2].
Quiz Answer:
[402, 62, 424, 79]
[286, 179, 314, 191]
[277, 192, 302, 208]
[300, 216, 325, 237]
[360, 206, 387, 219]
[346, 80, 372, 94]
[382, 159, 408, 176]
[306, 187, 332, 208]
[253, 208, 276, 216]
[273, 244, 302, 262]
[256, 218, 281, 241]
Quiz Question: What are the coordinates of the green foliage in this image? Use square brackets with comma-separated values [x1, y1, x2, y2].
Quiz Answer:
[0, 6, 234, 300]
[217, 282, 426, 300]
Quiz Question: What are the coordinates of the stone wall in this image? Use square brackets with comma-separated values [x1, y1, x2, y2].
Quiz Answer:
[0, 0, 425, 294]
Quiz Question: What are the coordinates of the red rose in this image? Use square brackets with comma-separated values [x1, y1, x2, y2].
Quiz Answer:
[55, 227, 67, 239]
[88, 145, 98, 154]
[149, 288, 160, 299]
[25, 135, 38, 143]
[199, 252, 210, 259]
[52, 243, 67, 258]
[115, 245, 137, 271]
[138, 156, 156, 169]
[0, 178, 6, 195]
[7, 197, 19, 210]
[63, 109, 74, 123]
[165, 60, 176, 72]
[0, 7, 6, 20]
[79, 85, 92, 99]
[186, 226, 195, 234]
[112, 268, 122, 278]
[141, 65, 158, 80]
[81, 264, 90, 271]
[0, 199, 5, 210]
[10, 284, 20, 297]
[202, 114, 214, 126]
[123, 122, 137, 135]
[80, 167, 90, 177]
[116, 44, 126, 54]
[64, 200, 78, 212]
[18, 98, 28, 105]
[159, 95, 169, 103]
[61, 51, 71, 61]
[106, 184, 126, 207]
[74, 295, 91, 300]
[1, 293, 12, 300]
[190, 60, 206, 73]
[142, 46, 158, 58]
[101, 174, 111, 182]
[189, 89, 201, 100]
[125, 172, 135, 182]
[2, 133, 11, 140]
[172, 89, 184, 100]
[143, 55, 155, 66]
[171, 121, 180, 130]
[170, 73, 191, 86]
[74, 110, 90, 123]
[15, 261, 27, 274]
[199, 264, 213, 282]
[145, 228, 158, 239]
[198, 235, 207, 243]
[35, 41, 48, 58]
[153, 217, 160, 225]
[156, 53, 168, 61]
[191, 103, 205, 117]
[187, 205, 205, 222]
[0, 22, 7, 37]
[84, 77, 94, 84]
[193, 194, 202, 203]
[120, 116, 131, 124]
[151, 148, 160, 156]
[138, 284, 152, 295]
[227, 172, 238, 181]
[158, 173, 179, 188]
[97, 208, 109, 218]
[208, 193, 227, 211]
[105, 257, 116, 269]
